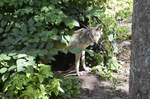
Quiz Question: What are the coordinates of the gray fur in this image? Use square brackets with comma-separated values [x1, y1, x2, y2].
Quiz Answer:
[68, 27, 103, 76]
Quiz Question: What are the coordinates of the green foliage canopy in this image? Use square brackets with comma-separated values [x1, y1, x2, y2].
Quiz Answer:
[0, 0, 107, 98]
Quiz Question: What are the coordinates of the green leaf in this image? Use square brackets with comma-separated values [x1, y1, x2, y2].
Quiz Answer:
[39, 84, 46, 92]
[26, 65, 34, 73]
[58, 86, 64, 93]
[38, 64, 53, 77]
[8, 53, 17, 59]
[21, 24, 27, 33]
[8, 65, 16, 71]
[12, 28, 19, 34]
[28, 18, 34, 26]
[1, 20, 7, 27]
[61, 35, 71, 44]
[8, 53, 17, 56]
[50, 35, 60, 40]
[16, 59, 27, 72]
[0, 28, 4, 33]
[35, 22, 42, 27]
[21, 86, 36, 98]
[5, 25, 11, 32]
[2, 73, 9, 81]
[38, 75, 44, 83]
[0, 54, 11, 61]
[0, 67, 7, 74]
[0, 2, 4, 7]
[49, 79, 61, 96]
[85, 49, 94, 56]
[64, 18, 80, 29]
[26, 56, 35, 62]
[18, 54, 27, 58]
[0, 14, 2, 20]
[29, 26, 36, 33]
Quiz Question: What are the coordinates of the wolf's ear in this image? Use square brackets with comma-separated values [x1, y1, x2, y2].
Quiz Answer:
[86, 25, 92, 31]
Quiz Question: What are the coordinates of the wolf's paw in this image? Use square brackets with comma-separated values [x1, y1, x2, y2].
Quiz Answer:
[84, 67, 91, 72]
[77, 71, 87, 76]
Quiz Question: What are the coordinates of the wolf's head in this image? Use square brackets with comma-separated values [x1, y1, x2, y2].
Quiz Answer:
[87, 26, 103, 44]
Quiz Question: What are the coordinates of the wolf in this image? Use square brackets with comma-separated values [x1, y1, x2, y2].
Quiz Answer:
[67, 26, 103, 76]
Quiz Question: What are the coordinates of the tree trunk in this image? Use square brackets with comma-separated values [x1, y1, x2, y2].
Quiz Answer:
[129, 0, 150, 99]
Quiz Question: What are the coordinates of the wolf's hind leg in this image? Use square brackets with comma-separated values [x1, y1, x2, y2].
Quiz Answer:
[81, 51, 91, 72]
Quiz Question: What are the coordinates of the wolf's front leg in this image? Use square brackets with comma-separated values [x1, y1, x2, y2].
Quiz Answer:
[82, 51, 91, 72]
[75, 53, 81, 76]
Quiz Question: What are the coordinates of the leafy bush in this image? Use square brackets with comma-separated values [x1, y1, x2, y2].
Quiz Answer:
[0, 0, 107, 61]
[0, 0, 107, 98]
[92, 53, 120, 81]
[0, 53, 80, 98]
[0, 56, 63, 98]
[57, 77, 81, 99]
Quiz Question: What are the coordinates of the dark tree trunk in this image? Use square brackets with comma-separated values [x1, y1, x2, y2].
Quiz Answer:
[129, 0, 150, 99]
